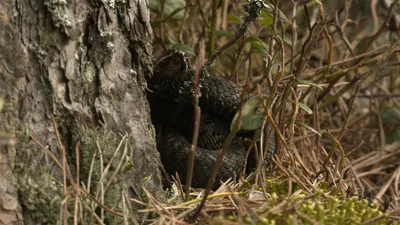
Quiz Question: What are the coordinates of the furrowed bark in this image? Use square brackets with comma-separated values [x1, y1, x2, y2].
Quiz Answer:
[0, 0, 163, 224]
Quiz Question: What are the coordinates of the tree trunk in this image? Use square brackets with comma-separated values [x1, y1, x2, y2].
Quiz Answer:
[0, 0, 163, 224]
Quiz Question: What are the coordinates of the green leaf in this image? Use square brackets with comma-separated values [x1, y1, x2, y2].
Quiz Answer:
[270, 61, 282, 75]
[250, 40, 269, 57]
[282, 35, 292, 46]
[168, 43, 195, 56]
[231, 96, 262, 131]
[386, 129, 400, 144]
[241, 114, 265, 131]
[379, 107, 400, 144]
[245, 35, 261, 43]
[299, 102, 313, 115]
[216, 30, 234, 39]
[298, 79, 324, 91]
[228, 13, 242, 24]
[259, 10, 273, 26]
[381, 107, 400, 124]
[295, 122, 321, 136]
[163, 34, 174, 44]
[149, 0, 186, 20]
[354, 36, 372, 55]
[251, 47, 269, 57]
[260, 4, 289, 24]
[287, 99, 313, 115]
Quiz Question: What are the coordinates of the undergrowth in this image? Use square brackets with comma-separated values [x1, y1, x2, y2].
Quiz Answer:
[144, 0, 400, 224]
[20, 0, 400, 224]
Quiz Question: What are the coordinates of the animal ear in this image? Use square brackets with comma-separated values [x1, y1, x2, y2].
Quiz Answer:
[154, 50, 188, 78]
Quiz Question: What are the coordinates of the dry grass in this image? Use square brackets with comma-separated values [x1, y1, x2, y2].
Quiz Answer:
[27, 0, 400, 224]
[146, 0, 400, 224]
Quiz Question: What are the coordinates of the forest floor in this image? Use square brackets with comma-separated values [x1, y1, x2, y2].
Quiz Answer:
[142, 0, 400, 224]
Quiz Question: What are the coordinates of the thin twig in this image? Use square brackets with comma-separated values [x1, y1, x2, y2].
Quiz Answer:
[185, 39, 204, 200]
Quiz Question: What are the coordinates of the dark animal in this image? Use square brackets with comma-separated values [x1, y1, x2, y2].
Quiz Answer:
[147, 51, 275, 188]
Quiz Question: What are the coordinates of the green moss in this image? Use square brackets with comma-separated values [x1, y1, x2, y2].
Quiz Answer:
[291, 196, 387, 225]
[264, 178, 291, 196]
[75, 125, 126, 224]
[212, 186, 396, 225]
[17, 170, 63, 225]
[76, 125, 120, 191]
[13, 130, 64, 225]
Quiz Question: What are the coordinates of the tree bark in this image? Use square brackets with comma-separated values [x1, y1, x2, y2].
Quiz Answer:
[0, 0, 163, 224]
